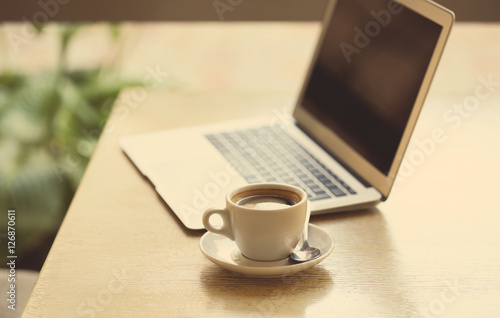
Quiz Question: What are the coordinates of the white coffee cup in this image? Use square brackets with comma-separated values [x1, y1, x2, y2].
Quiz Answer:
[202, 183, 308, 261]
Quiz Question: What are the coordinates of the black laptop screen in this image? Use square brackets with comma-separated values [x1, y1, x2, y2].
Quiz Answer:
[302, 0, 442, 175]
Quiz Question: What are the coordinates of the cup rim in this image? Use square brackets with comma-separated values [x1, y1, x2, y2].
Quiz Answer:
[226, 183, 307, 212]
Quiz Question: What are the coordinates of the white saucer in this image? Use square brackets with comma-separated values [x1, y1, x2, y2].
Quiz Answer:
[199, 224, 334, 278]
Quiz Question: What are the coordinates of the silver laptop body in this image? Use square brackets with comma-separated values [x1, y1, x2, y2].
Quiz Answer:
[121, 0, 454, 229]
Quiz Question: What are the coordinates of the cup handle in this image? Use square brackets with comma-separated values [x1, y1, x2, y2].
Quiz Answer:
[202, 208, 234, 241]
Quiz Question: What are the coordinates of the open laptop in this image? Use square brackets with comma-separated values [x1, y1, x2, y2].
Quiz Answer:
[120, 0, 454, 229]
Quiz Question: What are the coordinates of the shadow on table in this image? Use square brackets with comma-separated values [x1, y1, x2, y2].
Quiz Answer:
[200, 265, 333, 317]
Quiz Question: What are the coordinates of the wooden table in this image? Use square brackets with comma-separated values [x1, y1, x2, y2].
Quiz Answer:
[21, 23, 500, 317]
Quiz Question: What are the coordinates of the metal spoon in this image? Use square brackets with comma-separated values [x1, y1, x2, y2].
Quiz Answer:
[291, 206, 321, 262]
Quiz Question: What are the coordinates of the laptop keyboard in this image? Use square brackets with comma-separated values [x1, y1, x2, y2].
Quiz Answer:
[205, 126, 356, 201]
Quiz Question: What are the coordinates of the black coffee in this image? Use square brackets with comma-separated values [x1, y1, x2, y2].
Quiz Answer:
[236, 195, 296, 210]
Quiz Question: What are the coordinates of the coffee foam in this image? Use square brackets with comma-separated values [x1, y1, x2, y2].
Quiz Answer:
[231, 188, 301, 210]
[236, 195, 296, 210]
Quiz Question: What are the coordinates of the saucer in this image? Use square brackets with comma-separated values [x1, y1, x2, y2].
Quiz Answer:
[199, 224, 334, 278]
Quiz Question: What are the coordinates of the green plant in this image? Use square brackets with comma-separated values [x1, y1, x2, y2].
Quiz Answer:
[0, 23, 140, 269]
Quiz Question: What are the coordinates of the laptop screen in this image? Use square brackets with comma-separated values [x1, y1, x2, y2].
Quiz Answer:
[301, 0, 443, 175]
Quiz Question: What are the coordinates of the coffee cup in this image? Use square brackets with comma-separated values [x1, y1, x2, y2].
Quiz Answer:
[202, 183, 308, 261]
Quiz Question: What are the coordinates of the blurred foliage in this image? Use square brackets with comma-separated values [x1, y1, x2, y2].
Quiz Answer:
[0, 24, 140, 269]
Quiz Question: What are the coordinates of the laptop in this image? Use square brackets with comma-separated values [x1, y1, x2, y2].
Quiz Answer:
[120, 0, 454, 229]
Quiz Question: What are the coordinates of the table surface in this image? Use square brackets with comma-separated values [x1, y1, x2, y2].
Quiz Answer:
[21, 22, 500, 318]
